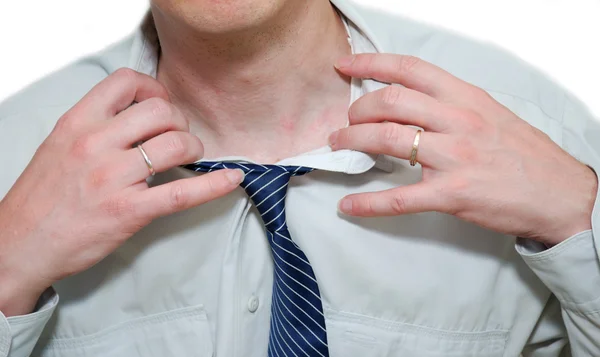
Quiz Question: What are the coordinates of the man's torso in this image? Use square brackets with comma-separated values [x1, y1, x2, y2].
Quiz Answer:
[0, 1, 575, 356]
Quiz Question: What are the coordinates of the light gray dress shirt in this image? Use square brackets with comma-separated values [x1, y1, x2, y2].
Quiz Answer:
[1, 1, 599, 356]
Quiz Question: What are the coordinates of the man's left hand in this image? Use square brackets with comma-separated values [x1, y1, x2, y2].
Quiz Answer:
[330, 54, 598, 246]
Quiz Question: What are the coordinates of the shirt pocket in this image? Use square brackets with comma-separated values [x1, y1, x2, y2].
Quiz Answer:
[33, 304, 213, 357]
[325, 309, 508, 357]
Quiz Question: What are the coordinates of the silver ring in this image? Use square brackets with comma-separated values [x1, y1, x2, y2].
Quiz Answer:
[137, 144, 155, 177]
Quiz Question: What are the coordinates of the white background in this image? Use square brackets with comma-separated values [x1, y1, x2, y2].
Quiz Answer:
[0, 0, 598, 118]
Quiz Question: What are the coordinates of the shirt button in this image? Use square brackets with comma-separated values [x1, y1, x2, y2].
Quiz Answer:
[247, 295, 259, 313]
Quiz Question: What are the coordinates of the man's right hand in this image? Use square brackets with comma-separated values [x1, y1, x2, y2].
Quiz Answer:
[0, 69, 243, 317]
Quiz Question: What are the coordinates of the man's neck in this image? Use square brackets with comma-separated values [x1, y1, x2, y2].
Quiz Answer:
[153, 1, 352, 162]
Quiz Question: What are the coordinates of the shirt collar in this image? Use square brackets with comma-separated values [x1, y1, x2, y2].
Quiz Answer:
[128, 1, 391, 174]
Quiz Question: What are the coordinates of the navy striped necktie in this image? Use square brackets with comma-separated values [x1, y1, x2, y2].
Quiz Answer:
[185, 161, 329, 357]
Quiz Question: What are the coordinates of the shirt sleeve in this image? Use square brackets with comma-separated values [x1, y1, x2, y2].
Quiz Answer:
[517, 93, 600, 357]
[517, 230, 600, 356]
[0, 289, 58, 357]
[521, 295, 570, 357]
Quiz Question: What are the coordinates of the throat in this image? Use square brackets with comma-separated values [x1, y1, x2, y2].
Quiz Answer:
[185, 96, 351, 163]
[153, 0, 354, 163]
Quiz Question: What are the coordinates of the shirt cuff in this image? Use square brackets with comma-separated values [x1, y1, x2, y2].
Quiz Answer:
[0, 288, 58, 357]
[516, 230, 600, 314]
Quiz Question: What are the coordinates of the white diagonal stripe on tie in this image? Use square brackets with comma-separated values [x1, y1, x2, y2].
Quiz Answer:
[272, 245, 318, 284]
[273, 289, 324, 357]
[271, 236, 311, 266]
[270, 312, 288, 357]
[249, 171, 289, 199]
[208, 162, 221, 171]
[268, 338, 280, 357]
[222, 163, 253, 177]
[275, 279, 327, 334]
[273, 257, 322, 301]
[275, 286, 328, 349]
[274, 267, 323, 314]
[274, 230, 301, 249]
[242, 169, 271, 190]
[256, 182, 288, 208]
[272, 300, 305, 357]
[233, 162, 251, 170]
[261, 194, 287, 217]
[275, 220, 287, 232]
[265, 208, 286, 227]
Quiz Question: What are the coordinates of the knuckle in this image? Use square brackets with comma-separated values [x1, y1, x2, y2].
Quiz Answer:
[379, 86, 404, 109]
[88, 167, 111, 190]
[461, 109, 486, 132]
[362, 198, 374, 216]
[380, 123, 401, 147]
[390, 194, 407, 214]
[101, 196, 136, 217]
[361, 54, 377, 72]
[168, 183, 189, 211]
[473, 86, 492, 100]
[165, 133, 188, 160]
[70, 134, 97, 159]
[397, 55, 421, 75]
[148, 97, 172, 119]
[112, 67, 137, 83]
[205, 175, 219, 194]
[450, 139, 478, 163]
[55, 110, 80, 133]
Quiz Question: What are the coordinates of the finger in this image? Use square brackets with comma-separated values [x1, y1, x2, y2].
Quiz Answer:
[122, 131, 204, 184]
[132, 169, 244, 219]
[349, 85, 460, 133]
[104, 97, 190, 148]
[77, 68, 170, 118]
[338, 182, 446, 217]
[335, 54, 476, 101]
[329, 123, 443, 168]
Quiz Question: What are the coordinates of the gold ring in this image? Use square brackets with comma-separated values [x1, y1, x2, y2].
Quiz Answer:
[137, 144, 155, 177]
[409, 130, 422, 166]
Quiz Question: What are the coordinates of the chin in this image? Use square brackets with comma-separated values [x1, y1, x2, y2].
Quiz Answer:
[151, 0, 287, 34]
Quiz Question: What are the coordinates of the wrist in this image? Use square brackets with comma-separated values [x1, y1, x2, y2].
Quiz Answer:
[0, 252, 51, 317]
[0, 213, 55, 316]
[543, 164, 597, 245]
[0, 269, 49, 317]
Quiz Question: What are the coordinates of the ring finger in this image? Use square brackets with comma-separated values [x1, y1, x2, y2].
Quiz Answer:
[349, 86, 453, 132]
[329, 123, 445, 168]
[119, 130, 204, 185]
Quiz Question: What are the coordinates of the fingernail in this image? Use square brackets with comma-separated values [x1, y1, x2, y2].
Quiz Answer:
[335, 55, 355, 69]
[339, 198, 353, 214]
[226, 169, 245, 185]
[328, 131, 339, 148]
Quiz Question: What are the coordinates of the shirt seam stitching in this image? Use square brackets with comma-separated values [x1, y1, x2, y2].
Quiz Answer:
[483, 88, 564, 124]
[326, 309, 509, 338]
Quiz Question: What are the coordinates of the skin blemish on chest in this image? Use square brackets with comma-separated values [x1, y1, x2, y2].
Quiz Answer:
[280, 115, 296, 133]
